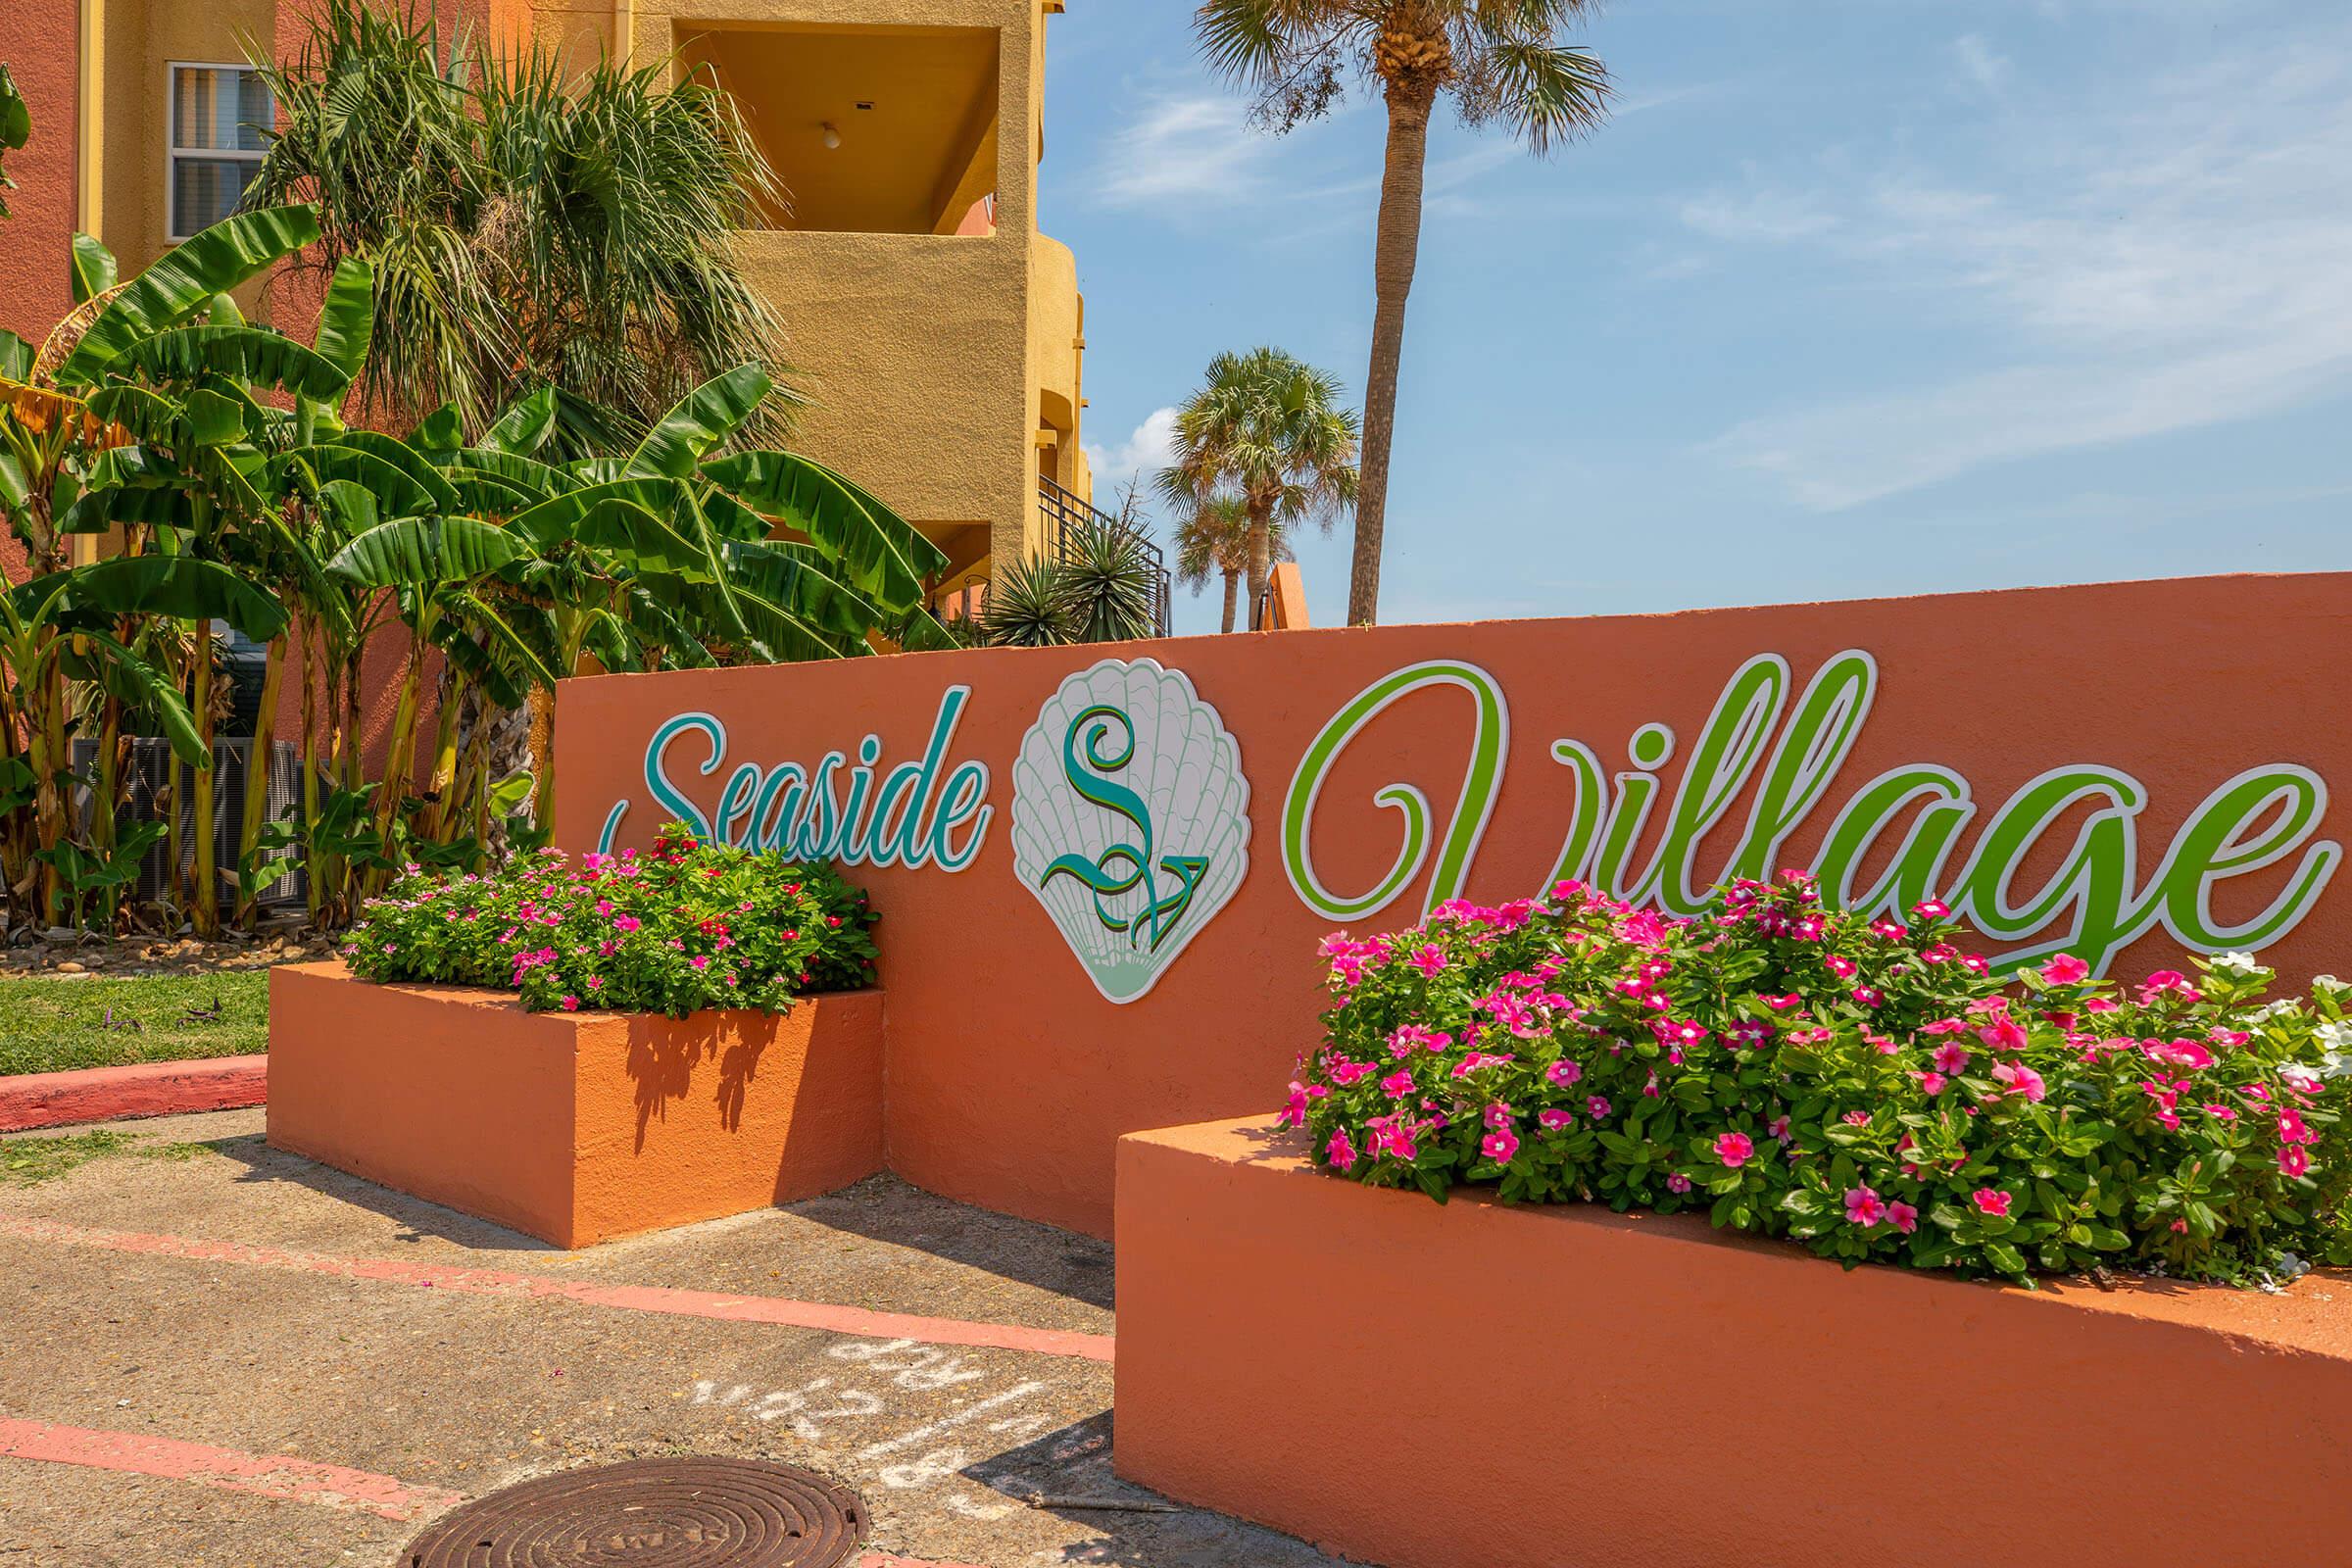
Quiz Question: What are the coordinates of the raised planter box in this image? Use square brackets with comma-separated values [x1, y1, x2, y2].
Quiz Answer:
[267, 962, 883, 1248]
[1115, 1116, 2352, 1568]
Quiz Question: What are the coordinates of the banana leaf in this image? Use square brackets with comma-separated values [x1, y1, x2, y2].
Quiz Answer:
[311, 256, 375, 388]
[55, 205, 320, 387]
[319, 430, 462, 513]
[477, 386, 557, 457]
[57, 553, 290, 640]
[701, 449, 946, 612]
[59, 482, 198, 534]
[328, 515, 528, 588]
[625, 363, 772, 479]
[70, 233, 119, 305]
[108, 325, 351, 404]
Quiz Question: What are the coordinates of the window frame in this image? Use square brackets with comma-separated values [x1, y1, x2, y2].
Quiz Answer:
[165, 60, 272, 243]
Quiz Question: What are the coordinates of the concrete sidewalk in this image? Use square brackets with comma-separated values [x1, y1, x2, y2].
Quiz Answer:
[0, 1109, 1346, 1568]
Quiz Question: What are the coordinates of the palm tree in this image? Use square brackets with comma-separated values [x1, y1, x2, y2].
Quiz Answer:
[1154, 347, 1358, 626]
[1175, 493, 1289, 633]
[1194, 2, 1610, 624]
[248, 0, 791, 446]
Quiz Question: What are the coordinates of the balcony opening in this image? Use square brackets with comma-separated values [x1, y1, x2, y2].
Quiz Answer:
[676, 23, 1001, 236]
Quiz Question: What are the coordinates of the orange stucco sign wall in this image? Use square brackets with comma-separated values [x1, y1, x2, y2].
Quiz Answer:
[556, 571, 2352, 1234]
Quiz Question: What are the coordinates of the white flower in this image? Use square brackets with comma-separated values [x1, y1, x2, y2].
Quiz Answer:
[2320, 1020, 2352, 1051]
[2280, 1065, 2324, 1094]
[2313, 974, 2346, 993]
[2210, 951, 2266, 976]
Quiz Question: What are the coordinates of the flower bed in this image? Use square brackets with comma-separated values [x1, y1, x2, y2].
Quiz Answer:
[267, 963, 884, 1247]
[344, 826, 879, 1015]
[1114, 1115, 2352, 1568]
[273, 829, 890, 1246]
[1289, 872, 2351, 1285]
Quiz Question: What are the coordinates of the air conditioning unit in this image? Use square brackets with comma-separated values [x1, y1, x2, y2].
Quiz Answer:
[69, 737, 307, 908]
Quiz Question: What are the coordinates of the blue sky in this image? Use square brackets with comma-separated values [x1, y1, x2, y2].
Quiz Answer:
[1042, 0, 2352, 634]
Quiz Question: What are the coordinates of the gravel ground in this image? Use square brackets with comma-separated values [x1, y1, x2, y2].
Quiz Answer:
[0, 1110, 1350, 1568]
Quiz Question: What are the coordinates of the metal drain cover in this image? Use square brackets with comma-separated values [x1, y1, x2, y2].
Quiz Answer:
[402, 1457, 867, 1566]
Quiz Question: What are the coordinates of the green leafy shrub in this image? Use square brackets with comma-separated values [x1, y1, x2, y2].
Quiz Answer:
[343, 824, 878, 1015]
[1289, 873, 2352, 1286]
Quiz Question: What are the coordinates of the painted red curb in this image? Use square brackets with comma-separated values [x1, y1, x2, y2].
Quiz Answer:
[0, 1214, 1117, 1363]
[0, 1054, 268, 1133]
[0, 1417, 463, 1521]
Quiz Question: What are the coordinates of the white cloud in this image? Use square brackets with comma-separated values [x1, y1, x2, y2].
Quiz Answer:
[1084, 406, 1180, 486]
[1091, 95, 1275, 208]
[1953, 33, 2013, 95]
[1689, 27, 2352, 508]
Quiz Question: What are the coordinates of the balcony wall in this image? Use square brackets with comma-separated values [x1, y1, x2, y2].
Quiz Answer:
[1028, 228, 1084, 506]
[734, 229, 1031, 561]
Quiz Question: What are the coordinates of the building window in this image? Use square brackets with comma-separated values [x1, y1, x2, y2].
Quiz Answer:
[168, 64, 272, 241]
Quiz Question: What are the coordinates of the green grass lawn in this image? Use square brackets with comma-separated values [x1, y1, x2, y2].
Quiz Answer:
[0, 1127, 212, 1185]
[0, 970, 270, 1077]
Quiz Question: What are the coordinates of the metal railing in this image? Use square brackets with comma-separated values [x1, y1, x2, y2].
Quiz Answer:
[1039, 474, 1173, 638]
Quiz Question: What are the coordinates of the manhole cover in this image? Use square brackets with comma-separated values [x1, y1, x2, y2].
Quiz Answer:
[401, 1457, 867, 1566]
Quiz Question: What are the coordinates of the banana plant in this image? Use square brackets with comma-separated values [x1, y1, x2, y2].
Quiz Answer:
[325, 502, 548, 882]
[36, 204, 356, 932]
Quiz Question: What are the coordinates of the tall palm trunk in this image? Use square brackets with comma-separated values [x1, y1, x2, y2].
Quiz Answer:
[1348, 83, 1436, 627]
[1245, 501, 1275, 630]
[1220, 569, 1239, 634]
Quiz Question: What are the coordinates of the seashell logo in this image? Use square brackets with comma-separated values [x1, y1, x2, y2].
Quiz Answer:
[1010, 659, 1251, 1004]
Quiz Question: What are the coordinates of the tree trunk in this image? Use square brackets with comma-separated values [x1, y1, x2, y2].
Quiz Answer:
[1245, 502, 1274, 630]
[1220, 569, 1239, 634]
[234, 631, 289, 929]
[190, 630, 219, 937]
[300, 618, 322, 924]
[1349, 86, 1436, 627]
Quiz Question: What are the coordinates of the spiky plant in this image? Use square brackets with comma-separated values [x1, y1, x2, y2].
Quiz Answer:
[980, 555, 1081, 648]
[1059, 515, 1160, 644]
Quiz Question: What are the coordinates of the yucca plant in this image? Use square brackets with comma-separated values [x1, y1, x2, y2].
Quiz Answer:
[981, 555, 1081, 648]
[1059, 515, 1160, 644]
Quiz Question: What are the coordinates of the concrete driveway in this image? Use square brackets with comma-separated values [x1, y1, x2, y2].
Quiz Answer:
[0, 1109, 1347, 1568]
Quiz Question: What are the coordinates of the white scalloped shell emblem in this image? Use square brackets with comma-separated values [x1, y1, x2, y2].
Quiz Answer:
[1009, 659, 1250, 1003]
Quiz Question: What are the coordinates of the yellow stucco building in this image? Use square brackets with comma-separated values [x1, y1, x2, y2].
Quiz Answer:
[43, 0, 1126, 622]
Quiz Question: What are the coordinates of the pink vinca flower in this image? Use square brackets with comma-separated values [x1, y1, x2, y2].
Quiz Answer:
[1545, 1058, 1584, 1088]
[1843, 1187, 1886, 1227]
[1714, 1132, 1754, 1168]
[2039, 954, 2091, 985]
[1380, 1070, 1415, 1100]
[1931, 1043, 1972, 1075]
[1326, 1130, 1358, 1171]
[1482, 1128, 1520, 1163]
[1990, 1062, 2046, 1102]
[1408, 945, 1448, 977]
[1886, 1200, 1919, 1234]
[1538, 1108, 1574, 1132]
[1972, 1188, 2013, 1218]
